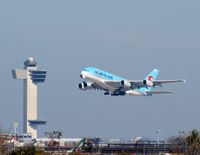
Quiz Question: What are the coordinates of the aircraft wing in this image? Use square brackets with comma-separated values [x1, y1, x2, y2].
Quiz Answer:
[130, 79, 185, 86]
[152, 79, 185, 86]
[104, 79, 185, 89]
[92, 83, 108, 91]
[104, 81, 122, 88]
[104, 80, 145, 90]
[129, 79, 185, 87]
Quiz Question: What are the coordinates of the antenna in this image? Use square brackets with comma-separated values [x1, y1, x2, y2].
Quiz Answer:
[13, 122, 19, 134]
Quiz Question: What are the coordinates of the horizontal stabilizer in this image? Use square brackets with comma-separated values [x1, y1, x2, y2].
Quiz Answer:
[146, 90, 173, 95]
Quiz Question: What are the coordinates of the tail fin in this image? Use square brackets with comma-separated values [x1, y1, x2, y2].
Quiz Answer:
[75, 138, 86, 153]
[144, 69, 159, 81]
[67, 138, 86, 153]
[144, 69, 159, 90]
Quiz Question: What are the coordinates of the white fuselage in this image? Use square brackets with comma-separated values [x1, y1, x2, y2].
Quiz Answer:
[81, 70, 144, 96]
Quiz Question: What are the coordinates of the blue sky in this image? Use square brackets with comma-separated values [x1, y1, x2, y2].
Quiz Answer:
[0, 1, 200, 140]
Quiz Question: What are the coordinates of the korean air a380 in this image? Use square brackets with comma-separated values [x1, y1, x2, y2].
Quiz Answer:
[78, 67, 185, 96]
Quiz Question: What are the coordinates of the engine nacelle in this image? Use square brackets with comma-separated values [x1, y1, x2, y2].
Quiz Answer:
[120, 80, 131, 88]
[142, 80, 153, 87]
[78, 82, 92, 90]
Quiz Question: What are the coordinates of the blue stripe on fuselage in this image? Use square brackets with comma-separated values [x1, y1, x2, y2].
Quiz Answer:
[84, 67, 125, 81]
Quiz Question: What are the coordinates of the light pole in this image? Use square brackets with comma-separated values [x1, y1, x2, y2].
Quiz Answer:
[155, 130, 161, 154]
[156, 130, 161, 144]
[13, 122, 19, 135]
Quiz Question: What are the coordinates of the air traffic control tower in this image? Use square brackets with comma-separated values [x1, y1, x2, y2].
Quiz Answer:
[12, 57, 47, 139]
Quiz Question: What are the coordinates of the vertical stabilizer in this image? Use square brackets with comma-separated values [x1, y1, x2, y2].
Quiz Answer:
[141, 69, 160, 92]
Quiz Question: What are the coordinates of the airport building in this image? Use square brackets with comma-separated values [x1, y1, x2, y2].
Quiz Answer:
[12, 57, 47, 139]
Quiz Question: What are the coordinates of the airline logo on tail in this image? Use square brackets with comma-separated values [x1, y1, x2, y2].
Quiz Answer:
[148, 76, 153, 81]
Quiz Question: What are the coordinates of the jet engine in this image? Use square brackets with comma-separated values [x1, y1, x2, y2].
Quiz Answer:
[78, 82, 92, 90]
[142, 80, 153, 87]
[120, 80, 131, 88]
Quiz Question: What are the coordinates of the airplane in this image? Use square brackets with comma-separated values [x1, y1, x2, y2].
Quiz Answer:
[78, 67, 185, 96]
[67, 138, 86, 153]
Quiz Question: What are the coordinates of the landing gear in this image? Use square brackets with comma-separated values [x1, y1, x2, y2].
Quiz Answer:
[104, 92, 110, 95]
[111, 91, 125, 96]
[83, 81, 87, 87]
[119, 91, 125, 96]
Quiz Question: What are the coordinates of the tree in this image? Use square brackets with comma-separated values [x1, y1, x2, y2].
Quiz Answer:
[168, 129, 200, 155]
[168, 134, 186, 154]
[45, 130, 62, 139]
[0, 133, 10, 155]
[0, 124, 11, 155]
[185, 129, 200, 155]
